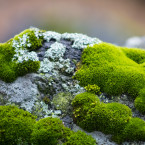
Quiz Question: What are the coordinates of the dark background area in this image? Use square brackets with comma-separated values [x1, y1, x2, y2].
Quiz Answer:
[0, 0, 145, 45]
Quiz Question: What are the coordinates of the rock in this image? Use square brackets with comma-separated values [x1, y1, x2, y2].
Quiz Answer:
[72, 124, 117, 145]
[1, 27, 100, 119]
[52, 92, 73, 117]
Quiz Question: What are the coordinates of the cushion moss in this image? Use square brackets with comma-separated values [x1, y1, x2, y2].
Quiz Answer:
[72, 92, 145, 143]
[73, 42, 145, 97]
[72, 92, 132, 134]
[0, 105, 37, 145]
[135, 88, 145, 114]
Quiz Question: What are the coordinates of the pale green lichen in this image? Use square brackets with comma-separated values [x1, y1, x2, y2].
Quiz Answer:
[52, 92, 73, 116]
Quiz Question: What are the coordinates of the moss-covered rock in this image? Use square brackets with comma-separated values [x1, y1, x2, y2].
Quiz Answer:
[0, 28, 42, 83]
[73, 42, 145, 98]
[72, 92, 145, 143]
[0, 105, 36, 145]
[12, 28, 44, 51]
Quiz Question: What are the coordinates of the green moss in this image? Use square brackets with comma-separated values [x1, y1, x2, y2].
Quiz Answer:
[72, 92, 145, 143]
[0, 28, 42, 83]
[0, 105, 36, 145]
[84, 84, 101, 94]
[72, 92, 100, 123]
[72, 92, 132, 135]
[113, 118, 145, 143]
[135, 88, 145, 114]
[63, 130, 96, 145]
[0, 43, 18, 82]
[16, 60, 40, 76]
[12, 28, 44, 50]
[31, 117, 65, 145]
[73, 42, 145, 97]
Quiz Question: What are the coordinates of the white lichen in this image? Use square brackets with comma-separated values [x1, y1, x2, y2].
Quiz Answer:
[61, 33, 102, 49]
[43, 31, 61, 42]
[12, 29, 39, 63]
[45, 42, 66, 61]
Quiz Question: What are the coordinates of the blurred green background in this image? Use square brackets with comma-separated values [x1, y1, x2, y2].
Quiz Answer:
[0, 0, 145, 45]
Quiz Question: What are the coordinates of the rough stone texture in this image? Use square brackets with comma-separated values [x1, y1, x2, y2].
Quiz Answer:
[2, 28, 145, 144]
[73, 124, 117, 145]
[0, 28, 100, 119]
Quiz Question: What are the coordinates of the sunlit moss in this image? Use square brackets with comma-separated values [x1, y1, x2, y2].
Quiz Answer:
[73, 42, 145, 97]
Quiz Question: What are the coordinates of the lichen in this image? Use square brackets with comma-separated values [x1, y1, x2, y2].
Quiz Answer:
[61, 33, 102, 49]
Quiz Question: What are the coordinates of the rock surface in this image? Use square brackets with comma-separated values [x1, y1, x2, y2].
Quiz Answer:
[1, 28, 145, 145]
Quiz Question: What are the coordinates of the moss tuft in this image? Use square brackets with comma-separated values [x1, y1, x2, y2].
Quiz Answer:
[135, 88, 145, 114]
[63, 130, 96, 145]
[113, 118, 145, 143]
[85, 84, 101, 94]
[12, 28, 44, 50]
[31, 117, 67, 145]
[72, 92, 133, 136]
[0, 105, 36, 145]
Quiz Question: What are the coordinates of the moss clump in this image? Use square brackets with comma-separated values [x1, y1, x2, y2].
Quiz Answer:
[31, 117, 96, 145]
[72, 92, 145, 143]
[63, 130, 96, 145]
[135, 88, 145, 114]
[73, 42, 145, 97]
[72, 93, 135, 140]
[12, 28, 44, 50]
[113, 118, 145, 143]
[72, 92, 100, 122]
[31, 117, 68, 145]
[85, 84, 101, 94]
[0, 28, 42, 83]
[0, 105, 36, 145]
[0, 43, 17, 82]
[16, 60, 40, 76]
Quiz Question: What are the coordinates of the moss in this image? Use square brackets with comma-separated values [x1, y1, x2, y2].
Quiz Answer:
[30, 117, 74, 145]
[16, 60, 40, 76]
[0, 43, 18, 82]
[84, 84, 101, 94]
[113, 118, 145, 143]
[73, 42, 145, 97]
[135, 88, 145, 114]
[0, 105, 96, 145]
[72, 92, 132, 134]
[0, 105, 36, 145]
[12, 28, 44, 50]
[63, 130, 96, 145]
[72, 92, 145, 143]
[72, 92, 100, 123]
[0, 28, 42, 83]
